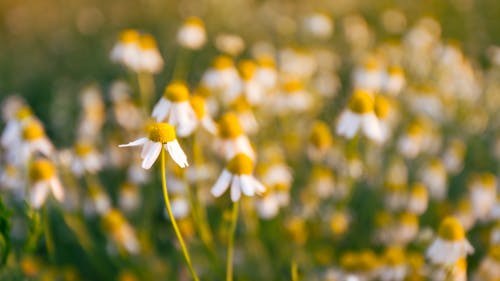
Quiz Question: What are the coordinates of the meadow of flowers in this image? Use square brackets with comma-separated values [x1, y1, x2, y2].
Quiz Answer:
[2, 0, 500, 280]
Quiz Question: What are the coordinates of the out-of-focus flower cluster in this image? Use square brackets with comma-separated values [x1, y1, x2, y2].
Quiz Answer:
[2, 2, 500, 280]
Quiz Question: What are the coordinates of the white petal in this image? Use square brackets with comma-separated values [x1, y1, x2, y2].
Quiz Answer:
[337, 111, 361, 138]
[141, 142, 162, 169]
[166, 140, 189, 168]
[201, 116, 218, 134]
[119, 137, 148, 147]
[152, 98, 171, 122]
[362, 113, 383, 143]
[30, 182, 49, 209]
[250, 176, 266, 194]
[230, 176, 242, 202]
[141, 140, 154, 158]
[240, 175, 255, 196]
[50, 178, 65, 202]
[211, 169, 232, 197]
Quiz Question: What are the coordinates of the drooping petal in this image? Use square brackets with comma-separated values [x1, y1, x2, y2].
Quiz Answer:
[141, 142, 162, 169]
[362, 113, 383, 143]
[166, 140, 189, 168]
[30, 182, 49, 209]
[250, 176, 266, 194]
[211, 169, 232, 197]
[152, 98, 171, 122]
[230, 176, 242, 202]
[119, 137, 148, 147]
[141, 140, 154, 158]
[50, 177, 65, 202]
[240, 175, 255, 196]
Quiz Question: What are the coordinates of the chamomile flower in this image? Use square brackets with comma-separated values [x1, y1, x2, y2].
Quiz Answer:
[215, 112, 255, 160]
[102, 209, 140, 254]
[379, 247, 407, 281]
[336, 89, 383, 142]
[137, 34, 163, 74]
[307, 121, 333, 162]
[118, 182, 140, 213]
[469, 173, 497, 221]
[237, 60, 265, 105]
[1, 105, 34, 149]
[215, 33, 246, 56]
[442, 139, 465, 174]
[29, 159, 64, 209]
[475, 245, 500, 281]
[201, 55, 240, 95]
[189, 95, 217, 134]
[230, 97, 258, 135]
[211, 153, 265, 202]
[119, 122, 188, 169]
[255, 55, 278, 91]
[83, 184, 111, 216]
[426, 217, 474, 266]
[177, 17, 206, 50]
[17, 119, 55, 164]
[110, 29, 141, 71]
[353, 57, 384, 92]
[407, 183, 428, 215]
[302, 13, 333, 39]
[382, 66, 406, 96]
[273, 80, 314, 115]
[419, 158, 447, 200]
[152, 81, 197, 137]
[71, 142, 103, 176]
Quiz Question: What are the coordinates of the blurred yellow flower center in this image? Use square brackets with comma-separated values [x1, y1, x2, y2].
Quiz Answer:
[120, 29, 140, 43]
[407, 122, 423, 137]
[238, 60, 256, 80]
[164, 82, 190, 102]
[16, 106, 32, 120]
[22, 122, 45, 141]
[374, 95, 390, 119]
[257, 55, 276, 68]
[489, 245, 500, 262]
[231, 97, 251, 112]
[399, 212, 418, 226]
[75, 143, 93, 156]
[30, 159, 55, 181]
[139, 34, 158, 50]
[309, 121, 332, 149]
[214, 56, 234, 70]
[189, 95, 206, 119]
[330, 213, 348, 235]
[411, 183, 428, 199]
[482, 173, 496, 188]
[348, 90, 374, 114]
[218, 113, 243, 138]
[438, 217, 465, 241]
[283, 80, 303, 93]
[184, 17, 204, 28]
[388, 65, 404, 76]
[226, 153, 254, 175]
[147, 123, 176, 143]
[103, 209, 125, 230]
[384, 247, 405, 266]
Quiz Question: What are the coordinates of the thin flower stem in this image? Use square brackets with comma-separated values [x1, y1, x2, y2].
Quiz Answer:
[160, 148, 200, 281]
[226, 200, 239, 281]
[43, 206, 55, 262]
[291, 260, 298, 281]
[137, 72, 154, 113]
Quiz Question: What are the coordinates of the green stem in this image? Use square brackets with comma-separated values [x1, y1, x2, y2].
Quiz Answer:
[226, 201, 239, 281]
[43, 206, 55, 262]
[291, 260, 298, 281]
[137, 72, 155, 113]
[160, 148, 200, 281]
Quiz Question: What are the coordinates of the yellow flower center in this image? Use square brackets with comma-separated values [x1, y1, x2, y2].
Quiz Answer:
[407, 122, 423, 137]
[213, 55, 234, 70]
[257, 55, 276, 68]
[120, 29, 140, 44]
[330, 213, 348, 235]
[16, 106, 32, 120]
[411, 183, 427, 199]
[184, 16, 205, 28]
[482, 173, 496, 188]
[29, 159, 55, 181]
[22, 121, 45, 141]
[226, 153, 254, 175]
[489, 245, 500, 262]
[163, 81, 190, 102]
[231, 96, 251, 112]
[438, 217, 465, 241]
[309, 121, 332, 149]
[147, 122, 176, 143]
[139, 34, 158, 50]
[103, 209, 125, 230]
[283, 80, 303, 93]
[375, 211, 393, 227]
[374, 95, 390, 119]
[388, 65, 404, 77]
[238, 60, 256, 80]
[75, 143, 93, 156]
[399, 212, 418, 226]
[189, 95, 206, 119]
[384, 247, 405, 266]
[218, 113, 243, 138]
[194, 85, 211, 98]
[364, 58, 380, 71]
[348, 90, 374, 114]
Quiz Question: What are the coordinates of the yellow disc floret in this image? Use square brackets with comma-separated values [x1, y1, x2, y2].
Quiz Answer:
[309, 121, 333, 149]
[29, 159, 56, 182]
[163, 81, 190, 102]
[184, 16, 205, 28]
[16, 106, 33, 120]
[384, 246, 405, 266]
[218, 113, 243, 138]
[438, 216, 465, 241]
[226, 153, 254, 175]
[189, 95, 206, 119]
[22, 121, 45, 141]
[213, 55, 234, 70]
[139, 34, 158, 50]
[348, 90, 374, 114]
[75, 142, 93, 156]
[120, 29, 140, 44]
[147, 122, 176, 143]
[102, 209, 125, 230]
[374, 95, 391, 119]
[283, 80, 303, 93]
[399, 212, 418, 226]
[238, 60, 256, 80]
[411, 183, 428, 199]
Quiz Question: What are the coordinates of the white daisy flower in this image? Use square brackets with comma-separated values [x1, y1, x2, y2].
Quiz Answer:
[426, 217, 474, 266]
[215, 112, 255, 160]
[110, 29, 141, 71]
[353, 58, 384, 92]
[201, 56, 240, 96]
[336, 89, 383, 143]
[382, 66, 405, 96]
[152, 81, 198, 137]
[102, 209, 140, 255]
[177, 17, 206, 50]
[71, 142, 103, 176]
[189, 95, 217, 134]
[9, 119, 55, 166]
[215, 33, 246, 56]
[137, 34, 164, 74]
[83, 185, 111, 216]
[303, 13, 333, 39]
[211, 153, 266, 202]
[407, 183, 428, 215]
[1, 105, 33, 149]
[29, 159, 65, 209]
[119, 122, 188, 169]
[469, 173, 496, 221]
